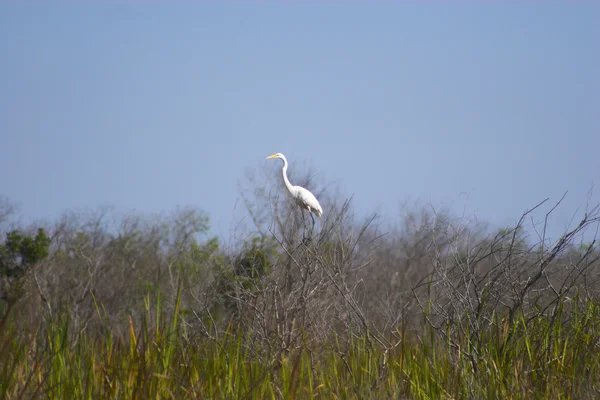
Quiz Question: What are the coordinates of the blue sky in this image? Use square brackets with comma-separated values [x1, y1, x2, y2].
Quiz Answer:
[1, 2, 599, 243]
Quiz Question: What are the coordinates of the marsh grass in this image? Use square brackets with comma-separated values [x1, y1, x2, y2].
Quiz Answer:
[2, 285, 600, 400]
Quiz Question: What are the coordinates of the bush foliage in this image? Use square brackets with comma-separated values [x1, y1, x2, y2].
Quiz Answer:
[1, 176, 599, 398]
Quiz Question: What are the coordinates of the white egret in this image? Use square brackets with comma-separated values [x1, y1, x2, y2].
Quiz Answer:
[266, 153, 323, 236]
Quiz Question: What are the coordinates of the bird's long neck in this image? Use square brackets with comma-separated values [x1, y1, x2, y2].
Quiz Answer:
[281, 157, 295, 193]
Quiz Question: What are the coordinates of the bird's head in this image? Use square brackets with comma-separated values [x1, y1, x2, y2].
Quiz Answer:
[266, 153, 285, 160]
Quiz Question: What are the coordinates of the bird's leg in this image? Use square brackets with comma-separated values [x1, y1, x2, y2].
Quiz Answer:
[301, 212, 314, 245]
[301, 210, 307, 243]
[293, 210, 305, 252]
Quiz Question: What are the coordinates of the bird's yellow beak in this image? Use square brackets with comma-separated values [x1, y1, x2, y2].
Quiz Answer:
[266, 154, 278, 159]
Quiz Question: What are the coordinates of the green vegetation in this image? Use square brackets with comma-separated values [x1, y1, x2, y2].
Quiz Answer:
[2, 290, 600, 399]
[0, 188, 599, 399]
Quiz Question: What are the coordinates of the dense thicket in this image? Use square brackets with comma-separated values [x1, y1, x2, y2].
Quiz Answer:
[1, 169, 599, 398]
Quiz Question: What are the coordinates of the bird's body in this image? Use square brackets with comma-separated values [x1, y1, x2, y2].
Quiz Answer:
[291, 185, 323, 217]
[266, 153, 323, 220]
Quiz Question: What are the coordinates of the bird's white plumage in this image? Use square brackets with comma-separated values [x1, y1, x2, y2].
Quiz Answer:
[266, 153, 323, 218]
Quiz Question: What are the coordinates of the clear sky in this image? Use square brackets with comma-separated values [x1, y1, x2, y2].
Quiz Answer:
[1, 2, 599, 244]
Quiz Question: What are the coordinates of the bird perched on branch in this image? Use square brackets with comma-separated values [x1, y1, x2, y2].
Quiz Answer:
[266, 152, 323, 236]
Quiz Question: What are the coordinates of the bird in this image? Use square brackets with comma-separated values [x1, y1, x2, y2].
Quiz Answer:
[266, 152, 323, 237]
